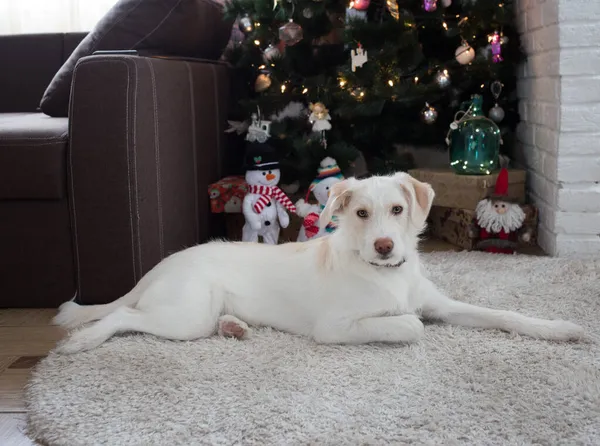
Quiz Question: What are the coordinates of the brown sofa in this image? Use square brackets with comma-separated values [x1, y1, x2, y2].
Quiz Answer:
[0, 33, 230, 307]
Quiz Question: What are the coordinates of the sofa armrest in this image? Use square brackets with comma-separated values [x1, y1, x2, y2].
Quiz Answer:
[68, 54, 230, 304]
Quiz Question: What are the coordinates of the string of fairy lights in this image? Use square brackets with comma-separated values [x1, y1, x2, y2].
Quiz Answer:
[234, 0, 510, 125]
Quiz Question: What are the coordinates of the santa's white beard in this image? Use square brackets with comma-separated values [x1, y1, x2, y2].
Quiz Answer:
[476, 199, 526, 233]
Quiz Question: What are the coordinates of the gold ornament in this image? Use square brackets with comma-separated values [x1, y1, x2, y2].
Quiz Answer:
[309, 102, 329, 120]
[386, 0, 399, 20]
[255, 74, 272, 92]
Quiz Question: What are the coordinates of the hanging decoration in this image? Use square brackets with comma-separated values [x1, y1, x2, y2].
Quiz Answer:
[308, 102, 332, 148]
[351, 43, 368, 72]
[386, 0, 400, 20]
[263, 44, 281, 62]
[489, 31, 503, 63]
[238, 15, 254, 34]
[441, 0, 452, 6]
[255, 73, 272, 92]
[434, 69, 451, 89]
[455, 42, 475, 64]
[421, 103, 438, 125]
[351, 0, 370, 10]
[489, 80, 505, 123]
[423, 0, 438, 12]
[246, 109, 272, 143]
[279, 19, 303, 46]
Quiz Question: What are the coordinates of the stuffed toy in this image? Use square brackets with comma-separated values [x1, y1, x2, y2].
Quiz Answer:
[242, 143, 296, 244]
[469, 168, 533, 254]
[295, 157, 344, 242]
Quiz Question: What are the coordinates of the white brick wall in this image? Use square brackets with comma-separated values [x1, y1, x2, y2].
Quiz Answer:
[516, 0, 600, 256]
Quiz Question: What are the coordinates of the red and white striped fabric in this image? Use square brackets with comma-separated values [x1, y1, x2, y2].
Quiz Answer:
[248, 185, 296, 214]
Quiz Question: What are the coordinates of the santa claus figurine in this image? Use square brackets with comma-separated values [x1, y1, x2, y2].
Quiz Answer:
[469, 168, 533, 254]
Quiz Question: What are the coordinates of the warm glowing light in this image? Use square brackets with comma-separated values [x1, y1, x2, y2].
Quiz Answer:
[258, 65, 266, 69]
[414, 76, 419, 83]
[442, 22, 448, 30]
[302, 88, 308, 94]
[388, 80, 394, 86]
[339, 79, 346, 88]
[255, 22, 261, 27]
[281, 84, 286, 93]
[360, 91, 365, 97]
[253, 40, 260, 46]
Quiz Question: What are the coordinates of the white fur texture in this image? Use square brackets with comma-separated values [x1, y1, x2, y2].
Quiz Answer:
[54, 173, 584, 354]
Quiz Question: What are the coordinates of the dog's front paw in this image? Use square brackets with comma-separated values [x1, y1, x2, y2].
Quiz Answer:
[546, 320, 585, 342]
[218, 315, 251, 340]
[400, 314, 425, 343]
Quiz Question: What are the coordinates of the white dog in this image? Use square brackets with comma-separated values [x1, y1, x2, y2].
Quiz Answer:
[54, 173, 584, 354]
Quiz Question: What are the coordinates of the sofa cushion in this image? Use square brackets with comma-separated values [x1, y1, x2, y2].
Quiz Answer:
[40, 0, 233, 117]
[0, 113, 68, 199]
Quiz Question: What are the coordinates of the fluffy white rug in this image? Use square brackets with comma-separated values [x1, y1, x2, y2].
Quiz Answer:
[27, 252, 600, 446]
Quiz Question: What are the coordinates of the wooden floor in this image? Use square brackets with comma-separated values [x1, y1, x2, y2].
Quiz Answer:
[0, 238, 543, 445]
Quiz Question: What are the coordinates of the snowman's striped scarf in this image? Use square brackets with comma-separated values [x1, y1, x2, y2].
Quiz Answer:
[248, 185, 296, 214]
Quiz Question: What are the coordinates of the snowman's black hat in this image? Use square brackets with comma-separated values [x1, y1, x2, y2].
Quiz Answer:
[244, 143, 280, 171]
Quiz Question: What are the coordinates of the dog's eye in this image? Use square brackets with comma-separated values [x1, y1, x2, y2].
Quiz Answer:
[262, 172, 266, 176]
[391, 205, 404, 215]
[356, 209, 369, 219]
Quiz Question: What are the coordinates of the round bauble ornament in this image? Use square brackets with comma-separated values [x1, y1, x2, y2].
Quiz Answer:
[255, 73, 272, 92]
[434, 69, 451, 89]
[441, 0, 451, 6]
[423, 0, 437, 12]
[263, 44, 281, 62]
[455, 43, 475, 65]
[489, 104, 505, 123]
[302, 7, 313, 18]
[421, 103, 438, 125]
[279, 19, 303, 46]
[238, 15, 254, 34]
[352, 0, 370, 10]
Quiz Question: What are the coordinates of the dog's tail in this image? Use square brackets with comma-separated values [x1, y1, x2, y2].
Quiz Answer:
[52, 290, 141, 330]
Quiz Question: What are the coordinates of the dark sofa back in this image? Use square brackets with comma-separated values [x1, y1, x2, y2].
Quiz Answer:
[0, 33, 86, 112]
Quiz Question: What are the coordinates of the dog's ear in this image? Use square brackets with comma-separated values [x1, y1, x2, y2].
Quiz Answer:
[319, 178, 356, 231]
[396, 173, 435, 230]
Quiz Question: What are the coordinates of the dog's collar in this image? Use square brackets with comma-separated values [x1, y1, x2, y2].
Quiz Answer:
[368, 258, 406, 269]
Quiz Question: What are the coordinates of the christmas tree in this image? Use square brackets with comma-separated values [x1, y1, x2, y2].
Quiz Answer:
[223, 0, 521, 187]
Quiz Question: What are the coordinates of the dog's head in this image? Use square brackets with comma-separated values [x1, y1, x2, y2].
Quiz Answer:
[320, 172, 434, 268]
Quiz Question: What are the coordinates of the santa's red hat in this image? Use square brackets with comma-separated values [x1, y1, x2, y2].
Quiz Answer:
[489, 168, 518, 203]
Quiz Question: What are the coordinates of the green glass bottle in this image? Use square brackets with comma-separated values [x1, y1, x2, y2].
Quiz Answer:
[449, 94, 501, 175]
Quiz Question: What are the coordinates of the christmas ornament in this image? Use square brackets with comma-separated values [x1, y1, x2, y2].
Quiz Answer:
[254, 73, 272, 92]
[346, 7, 367, 23]
[295, 157, 344, 241]
[455, 43, 475, 65]
[421, 103, 438, 125]
[225, 120, 250, 135]
[242, 143, 296, 245]
[386, 0, 400, 20]
[489, 80, 505, 123]
[263, 44, 281, 62]
[434, 69, 451, 89]
[447, 94, 501, 175]
[279, 19, 303, 46]
[468, 168, 533, 254]
[309, 102, 332, 148]
[351, 0, 370, 10]
[489, 31, 503, 63]
[351, 43, 368, 72]
[441, 0, 451, 6]
[423, 0, 437, 12]
[246, 111, 272, 143]
[238, 15, 254, 34]
[302, 7, 313, 18]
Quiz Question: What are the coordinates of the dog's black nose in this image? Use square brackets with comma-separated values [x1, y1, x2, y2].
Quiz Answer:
[374, 238, 394, 256]
[265, 220, 271, 226]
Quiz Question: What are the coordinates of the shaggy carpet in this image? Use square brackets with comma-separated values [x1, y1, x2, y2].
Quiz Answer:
[27, 252, 600, 446]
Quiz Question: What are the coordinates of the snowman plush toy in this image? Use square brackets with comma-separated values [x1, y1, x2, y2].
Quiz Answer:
[242, 143, 296, 244]
[295, 157, 344, 242]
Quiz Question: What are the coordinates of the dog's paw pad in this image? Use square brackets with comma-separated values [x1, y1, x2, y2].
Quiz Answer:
[218, 316, 250, 339]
